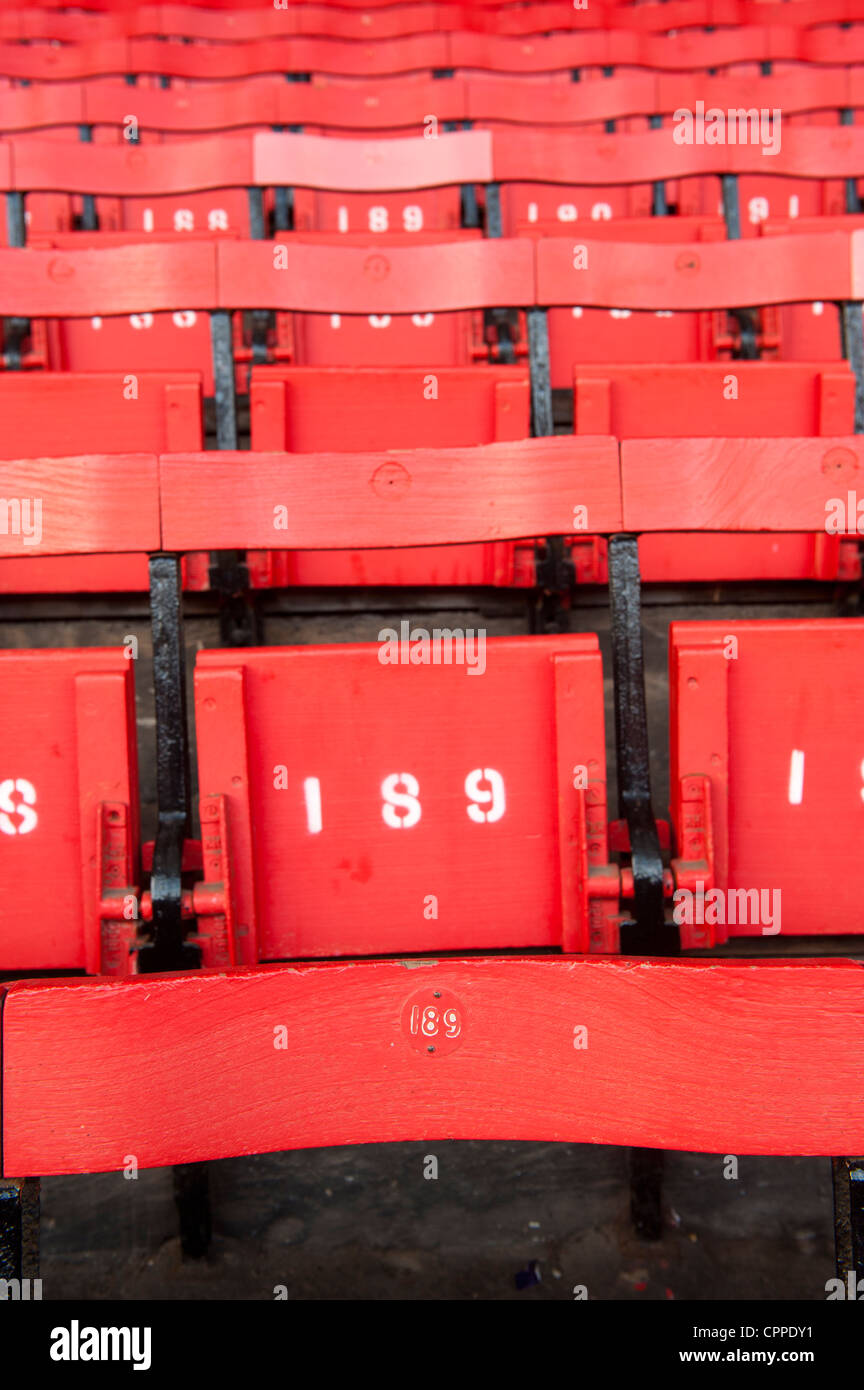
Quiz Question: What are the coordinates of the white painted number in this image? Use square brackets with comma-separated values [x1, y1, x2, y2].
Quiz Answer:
[788, 749, 805, 806]
[0, 778, 38, 835]
[381, 772, 422, 829]
[303, 769, 508, 833]
[465, 768, 506, 824]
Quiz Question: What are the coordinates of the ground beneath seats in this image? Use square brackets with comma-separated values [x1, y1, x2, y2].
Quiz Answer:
[39, 1147, 833, 1301]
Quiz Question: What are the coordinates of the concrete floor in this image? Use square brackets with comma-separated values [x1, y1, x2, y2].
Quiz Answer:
[40, 1146, 833, 1301]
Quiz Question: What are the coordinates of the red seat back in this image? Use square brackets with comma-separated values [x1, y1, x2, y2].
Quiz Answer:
[194, 635, 611, 961]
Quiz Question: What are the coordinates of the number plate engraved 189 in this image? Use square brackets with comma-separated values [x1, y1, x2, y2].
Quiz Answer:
[401, 988, 465, 1057]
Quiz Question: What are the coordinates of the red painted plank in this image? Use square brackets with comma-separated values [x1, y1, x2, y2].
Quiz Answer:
[4, 955, 864, 1174]
[216, 237, 534, 313]
[0, 4, 468, 43]
[670, 619, 864, 941]
[253, 130, 492, 193]
[0, 83, 85, 133]
[159, 437, 621, 550]
[639, 533, 852, 584]
[622, 437, 864, 532]
[125, 34, 451, 79]
[448, 28, 804, 72]
[572, 364, 855, 438]
[0, 372, 203, 456]
[0, 555, 151, 595]
[9, 125, 864, 197]
[536, 233, 856, 310]
[11, 134, 254, 196]
[0, 456, 160, 557]
[2, 0, 860, 42]
[3, 69, 861, 137]
[0, 649, 137, 973]
[493, 126, 864, 186]
[1, 26, 847, 81]
[0, 244, 218, 317]
[249, 365, 529, 451]
[82, 77, 288, 135]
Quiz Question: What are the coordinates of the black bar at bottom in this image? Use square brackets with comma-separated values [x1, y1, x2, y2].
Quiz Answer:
[0, 1177, 39, 1284]
[833, 1157, 864, 1289]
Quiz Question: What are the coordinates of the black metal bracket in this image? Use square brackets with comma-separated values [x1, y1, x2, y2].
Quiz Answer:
[146, 554, 196, 973]
[840, 301, 864, 433]
[602, 65, 615, 133]
[271, 123, 301, 232]
[3, 317, 29, 371]
[833, 1157, 864, 1290]
[207, 310, 261, 645]
[607, 534, 678, 956]
[4, 192, 29, 365]
[721, 171, 741, 241]
[533, 536, 573, 591]
[840, 110, 862, 213]
[77, 125, 98, 231]
[530, 536, 574, 634]
[246, 193, 272, 367]
[482, 183, 553, 433]
[247, 186, 265, 241]
[608, 536, 678, 1243]
[0, 1178, 39, 1287]
[147, 558, 213, 1258]
[485, 181, 503, 239]
[208, 550, 261, 646]
[526, 306, 553, 438]
[649, 114, 669, 217]
[484, 307, 518, 364]
[721, 174, 761, 360]
[6, 190, 24, 247]
[444, 120, 480, 229]
[210, 310, 238, 449]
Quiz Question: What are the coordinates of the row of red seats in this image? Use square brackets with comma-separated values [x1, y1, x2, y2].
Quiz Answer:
[10, 26, 864, 79]
[1, 0, 859, 42]
[0, 228, 861, 589]
[3, 125, 864, 241]
[0, 365, 857, 592]
[2, 616, 858, 975]
[5, 68, 864, 133]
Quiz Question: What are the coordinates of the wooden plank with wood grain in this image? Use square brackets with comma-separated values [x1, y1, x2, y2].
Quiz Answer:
[3, 955, 864, 1175]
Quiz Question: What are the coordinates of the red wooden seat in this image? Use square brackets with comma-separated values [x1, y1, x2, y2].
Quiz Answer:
[249, 364, 529, 450]
[4, 953, 864, 1174]
[246, 362, 532, 585]
[0, 370, 202, 454]
[670, 618, 864, 947]
[0, 372, 202, 594]
[576, 368, 860, 584]
[6, 26, 858, 84]
[572, 362, 855, 437]
[0, 647, 139, 975]
[27, 231, 231, 389]
[4, 67, 864, 141]
[157, 435, 622, 551]
[192, 635, 619, 963]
